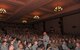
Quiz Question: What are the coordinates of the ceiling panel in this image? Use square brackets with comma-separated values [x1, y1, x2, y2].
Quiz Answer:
[0, 0, 80, 23]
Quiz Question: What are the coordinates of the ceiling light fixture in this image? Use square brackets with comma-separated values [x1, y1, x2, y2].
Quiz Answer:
[54, 0, 63, 12]
[0, 8, 7, 14]
[54, 6, 63, 12]
[33, 15, 40, 19]
[22, 20, 27, 23]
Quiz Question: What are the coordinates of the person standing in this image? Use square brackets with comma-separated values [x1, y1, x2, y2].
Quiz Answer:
[43, 32, 49, 50]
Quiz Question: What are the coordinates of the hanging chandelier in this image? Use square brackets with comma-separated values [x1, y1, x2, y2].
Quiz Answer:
[22, 20, 27, 23]
[0, 8, 7, 14]
[54, 0, 63, 12]
[54, 6, 63, 12]
[33, 15, 40, 19]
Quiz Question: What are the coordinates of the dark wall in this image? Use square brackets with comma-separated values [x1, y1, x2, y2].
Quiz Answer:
[63, 13, 80, 34]
[33, 13, 80, 34]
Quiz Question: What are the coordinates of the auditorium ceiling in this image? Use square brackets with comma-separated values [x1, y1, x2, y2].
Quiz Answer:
[0, 0, 80, 23]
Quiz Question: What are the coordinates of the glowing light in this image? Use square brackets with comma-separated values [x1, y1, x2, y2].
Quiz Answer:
[54, 6, 63, 12]
[33, 15, 40, 19]
[22, 20, 27, 23]
[0, 8, 7, 14]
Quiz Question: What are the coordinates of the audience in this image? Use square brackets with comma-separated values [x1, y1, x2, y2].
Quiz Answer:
[0, 31, 80, 50]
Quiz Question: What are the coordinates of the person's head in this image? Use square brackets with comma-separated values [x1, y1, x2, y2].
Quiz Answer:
[63, 41, 66, 45]
[24, 40, 27, 45]
[68, 40, 72, 43]
[52, 40, 55, 43]
[76, 42, 80, 47]
[73, 39, 76, 43]
[34, 41, 38, 45]
[9, 37, 12, 40]
[3, 38, 7, 42]
[2, 41, 7, 45]
[49, 40, 51, 44]
[28, 42, 32, 47]
[18, 40, 21, 44]
[43, 32, 47, 35]
[0, 36, 1, 39]
[38, 44, 45, 50]
[11, 40, 14, 45]
[13, 37, 16, 42]
[18, 43, 24, 49]
[46, 44, 51, 49]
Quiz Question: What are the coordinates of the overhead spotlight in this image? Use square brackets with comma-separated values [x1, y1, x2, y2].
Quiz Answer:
[33, 15, 40, 19]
